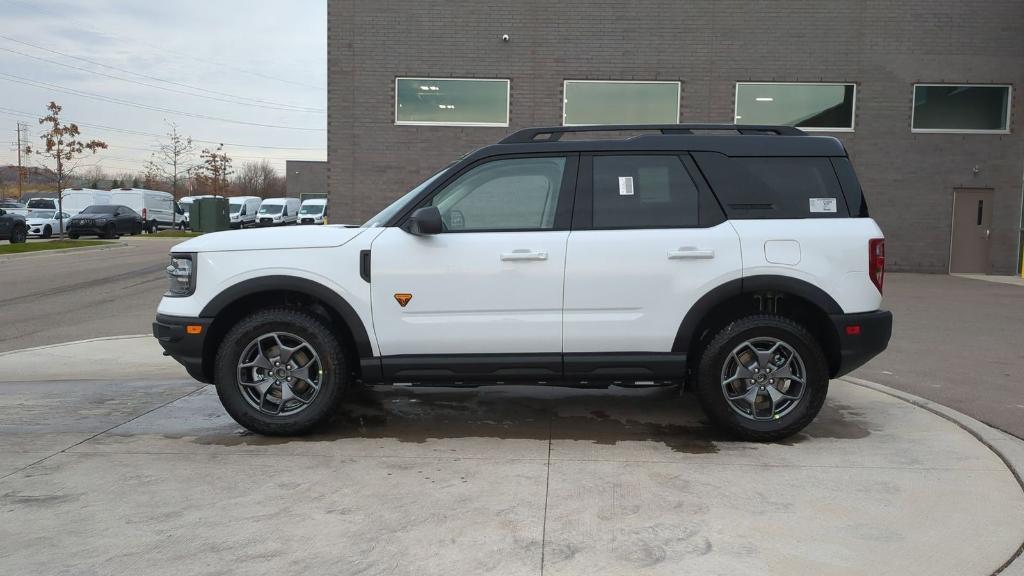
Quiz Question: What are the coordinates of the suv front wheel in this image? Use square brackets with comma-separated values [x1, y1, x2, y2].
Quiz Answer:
[694, 315, 828, 442]
[214, 308, 348, 435]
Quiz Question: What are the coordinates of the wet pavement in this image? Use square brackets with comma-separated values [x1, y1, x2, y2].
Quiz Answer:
[1, 376, 1022, 575]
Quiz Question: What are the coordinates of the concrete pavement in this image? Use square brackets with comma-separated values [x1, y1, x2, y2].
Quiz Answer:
[0, 337, 1022, 575]
[0, 237, 178, 353]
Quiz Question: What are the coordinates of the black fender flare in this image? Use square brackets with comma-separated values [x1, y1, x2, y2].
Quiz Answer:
[672, 275, 842, 353]
[199, 275, 374, 358]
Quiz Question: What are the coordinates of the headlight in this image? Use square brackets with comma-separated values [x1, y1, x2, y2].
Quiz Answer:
[165, 254, 196, 297]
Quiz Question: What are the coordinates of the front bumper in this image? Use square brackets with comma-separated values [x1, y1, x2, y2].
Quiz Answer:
[67, 225, 106, 236]
[829, 309, 893, 377]
[153, 314, 214, 383]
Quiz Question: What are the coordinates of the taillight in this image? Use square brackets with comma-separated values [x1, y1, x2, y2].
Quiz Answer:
[869, 238, 885, 294]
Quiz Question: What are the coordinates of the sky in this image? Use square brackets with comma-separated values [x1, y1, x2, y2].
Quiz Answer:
[0, 0, 326, 177]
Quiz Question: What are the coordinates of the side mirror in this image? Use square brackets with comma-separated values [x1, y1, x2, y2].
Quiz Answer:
[404, 206, 443, 236]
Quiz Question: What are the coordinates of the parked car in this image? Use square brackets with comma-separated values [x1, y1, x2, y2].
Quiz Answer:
[229, 196, 262, 229]
[67, 205, 143, 239]
[110, 188, 175, 232]
[256, 197, 300, 226]
[0, 208, 27, 243]
[0, 200, 28, 217]
[298, 198, 327, 225]
[154, 123, 892, 440]
[25, 210, 71, 238]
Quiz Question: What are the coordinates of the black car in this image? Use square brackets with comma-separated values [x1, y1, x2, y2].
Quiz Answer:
[67, 205, 143, 239]
[0, 208, 27, 244]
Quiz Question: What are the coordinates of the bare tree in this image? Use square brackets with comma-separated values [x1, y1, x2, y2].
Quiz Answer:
[24, 102, 107, 238]
[196, 144, 232, 196]
[233, 159, 284, 197]
[145, 121, 195, 225]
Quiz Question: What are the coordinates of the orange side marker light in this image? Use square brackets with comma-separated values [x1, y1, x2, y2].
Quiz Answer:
[186, 325, 203, 335]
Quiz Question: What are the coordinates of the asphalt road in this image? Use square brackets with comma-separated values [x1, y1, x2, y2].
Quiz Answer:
[1, 243, 1022, 439]
[0, 238, 177, 353]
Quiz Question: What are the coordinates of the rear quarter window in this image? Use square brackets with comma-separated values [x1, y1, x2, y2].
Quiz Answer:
[693, 153, 849, 219]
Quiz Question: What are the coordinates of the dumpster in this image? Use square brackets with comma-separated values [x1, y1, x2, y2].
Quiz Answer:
[189, 197, 230, 233]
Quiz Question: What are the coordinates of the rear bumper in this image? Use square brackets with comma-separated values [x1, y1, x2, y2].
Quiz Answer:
[829, 310, 893, 377]
[153, 314, 213, 383]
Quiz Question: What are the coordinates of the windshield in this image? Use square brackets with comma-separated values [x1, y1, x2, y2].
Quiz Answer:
[28, 210, 56, 219]
[259, 204, 284, 215]
[299, 204, 324, 215]
[229, 204, 242, 214]
[81, 205, 115, 214]
[27, 199, 55, 209]
[362, 169, 447, 228]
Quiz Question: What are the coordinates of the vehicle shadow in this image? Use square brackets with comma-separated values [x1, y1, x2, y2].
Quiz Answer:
[193, 384, 872, 453]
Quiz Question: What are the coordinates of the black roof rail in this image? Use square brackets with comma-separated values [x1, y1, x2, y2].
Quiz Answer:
[500, 124, 806, 144]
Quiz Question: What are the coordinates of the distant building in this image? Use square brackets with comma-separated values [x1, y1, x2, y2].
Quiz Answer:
[286, 160, 327, 199]
[328, 1, 1024, 275]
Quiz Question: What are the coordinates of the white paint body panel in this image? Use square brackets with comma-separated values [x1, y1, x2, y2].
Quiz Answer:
[368, 227, 568, 355]
[157, 227, 384, 355]
[731, 219, 884, 313]
[562, 223, 743, 353]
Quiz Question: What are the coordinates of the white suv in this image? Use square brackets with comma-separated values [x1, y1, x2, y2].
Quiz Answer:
[154, 124, 892, 441]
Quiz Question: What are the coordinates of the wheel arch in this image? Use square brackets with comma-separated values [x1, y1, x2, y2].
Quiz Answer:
[198, 275, 373, 382]
[674, 275, 843, 377]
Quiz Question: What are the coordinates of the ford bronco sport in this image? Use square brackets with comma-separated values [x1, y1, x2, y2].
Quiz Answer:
[154, 124, 892, 441]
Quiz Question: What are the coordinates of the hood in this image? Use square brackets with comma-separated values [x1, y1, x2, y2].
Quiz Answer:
[171, 225, 368, 253]
[26, 217, 55, 224]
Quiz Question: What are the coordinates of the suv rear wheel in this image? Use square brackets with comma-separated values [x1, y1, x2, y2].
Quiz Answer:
[214, 307, 348, 435]
[9, 224, 26, 244]
[694, 315, 828, 442]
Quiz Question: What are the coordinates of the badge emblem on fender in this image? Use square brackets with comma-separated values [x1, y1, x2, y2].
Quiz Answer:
[394, 293, 412, 307]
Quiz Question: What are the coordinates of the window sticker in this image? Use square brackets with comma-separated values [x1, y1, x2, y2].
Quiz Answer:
[809, 198, 837, 213]
[618, 176, 635, 196]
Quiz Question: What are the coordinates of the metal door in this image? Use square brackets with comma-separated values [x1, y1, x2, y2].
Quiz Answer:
[950, 188, 993, 274]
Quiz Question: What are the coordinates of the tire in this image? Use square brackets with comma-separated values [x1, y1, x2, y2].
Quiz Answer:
[42, 225, 52, 239]
[693, 314, 829, 442]
[214, 307, 348, 435]
[102, 223, 117, 239]
[9, 225, 27, 244]
[68, 233, 79, 240]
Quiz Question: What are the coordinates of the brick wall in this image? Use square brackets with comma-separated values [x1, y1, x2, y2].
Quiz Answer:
[285, 160, 327, 199]
[329, 0, 1024, 274]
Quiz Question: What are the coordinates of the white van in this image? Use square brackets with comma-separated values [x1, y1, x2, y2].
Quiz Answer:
[256, 197, 301, 226]
[298, 198, 328, 225]
[229, 196, 262, 229]
[111, 188, 175, 232]
[27, 189, 111, 216]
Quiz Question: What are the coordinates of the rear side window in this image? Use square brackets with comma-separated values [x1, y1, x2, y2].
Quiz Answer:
[592, 155, 699, 229]
[693, 153, 849, 219]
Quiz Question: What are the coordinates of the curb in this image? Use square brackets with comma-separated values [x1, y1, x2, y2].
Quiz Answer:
[0, 241, 129, 261]
[0, 334, 151, 358]
[842, 375, 1024, 575]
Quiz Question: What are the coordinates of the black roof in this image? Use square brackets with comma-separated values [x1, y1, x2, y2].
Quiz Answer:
[466, 124, 847, 160]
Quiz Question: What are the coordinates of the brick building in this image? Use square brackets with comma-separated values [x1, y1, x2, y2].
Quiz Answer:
[328, 0, 1024, 274]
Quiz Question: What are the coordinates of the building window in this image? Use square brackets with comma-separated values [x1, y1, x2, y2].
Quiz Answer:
[395, 78, 509, 126]
[563, 81, 680, 126]
[912, 84, 1011, 133]
[735, 83, 856, 131]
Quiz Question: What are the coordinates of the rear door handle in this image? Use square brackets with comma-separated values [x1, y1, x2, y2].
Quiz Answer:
[668, 247, 715, 259]
[501, 249, 548, 261]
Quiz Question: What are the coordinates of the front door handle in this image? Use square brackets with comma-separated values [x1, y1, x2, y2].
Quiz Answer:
[668, 247, 715, 259]
[501, 249, 548, 261]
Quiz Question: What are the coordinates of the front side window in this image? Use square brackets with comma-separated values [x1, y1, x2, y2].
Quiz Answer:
[735, 83, 856, 131]
[563, 81, 680, 126]
[429, 157, 566, 231]
[912, 85, 1011, 133]
[395, 78, 509, 126]
[592, 155, 699, 229]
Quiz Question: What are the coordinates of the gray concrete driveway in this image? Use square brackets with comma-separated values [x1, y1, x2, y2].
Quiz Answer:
[0, 338, 1022, 575]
